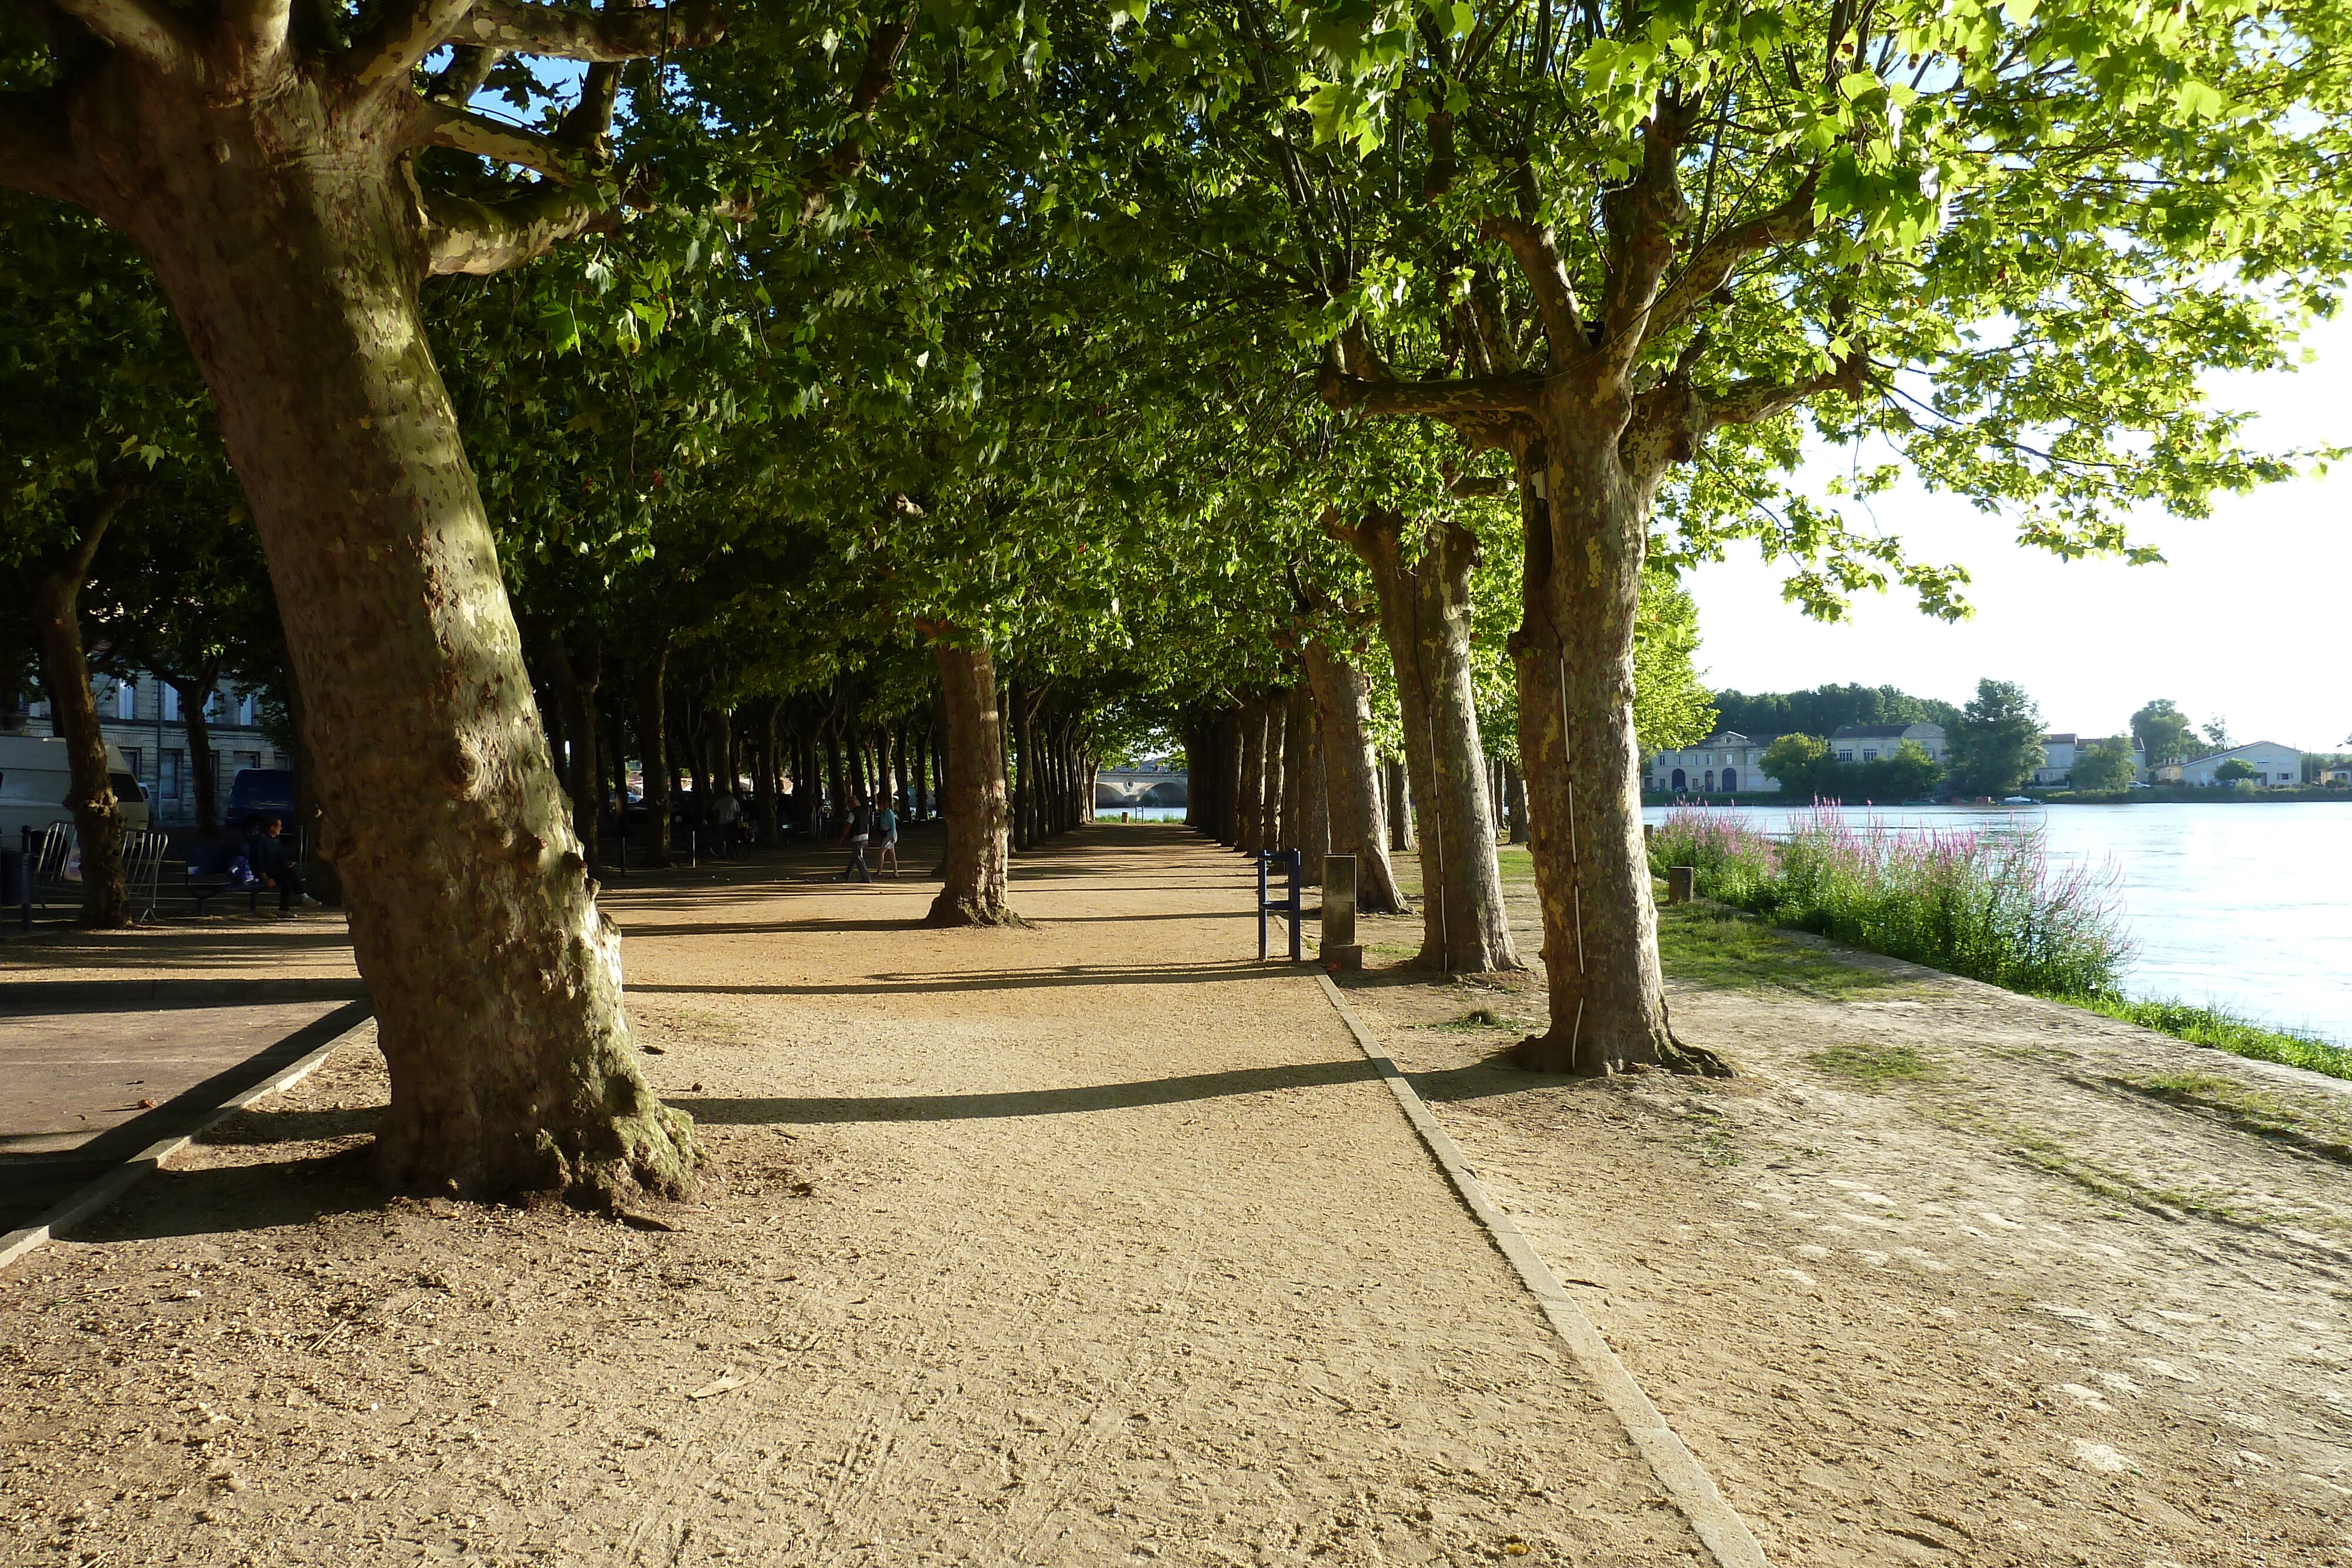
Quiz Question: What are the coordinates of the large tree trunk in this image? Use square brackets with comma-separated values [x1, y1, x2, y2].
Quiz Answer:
[1334, 509, 1519, 972]
[282, 657, 342, 904]
[637, 653, 674, 870]
[70, 101, 694, 1196]
[1232, 710, 1251, 846]
[168, 674, 222, 835]
[1288, 684, 1327, 884]
[1299, 638, 1408, 914]
[928, 640, 1019, 926]
[1508, 437, 1722, 1076]
[1236, 697, 1268, 854]
[552, 632, 603, 864]
[754, 700, 779, 846]
[1384, 757, 1412, 851]
[29, 492, 132, 928]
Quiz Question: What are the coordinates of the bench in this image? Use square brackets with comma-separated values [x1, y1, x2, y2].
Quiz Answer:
[183, 838, 263, 915]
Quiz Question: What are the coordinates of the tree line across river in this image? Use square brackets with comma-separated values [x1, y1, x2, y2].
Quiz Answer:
[5, 0, 2347, 1203]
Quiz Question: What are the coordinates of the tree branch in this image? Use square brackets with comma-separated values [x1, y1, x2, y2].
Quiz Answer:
[1594, 92, 1701, 386]
[45, 0, 199, 76]
[419, 180, 613, 276]
[417, 101, 596, 182]
[0, 90, 82, 203]
[1316, 365, 1545, 420]
[221, 0, 294, 75]
[1646, 172, 1820, 343]
[797, 5, 916, 226]
[349, 0, 477, 88]
[449, 0, 723, 61]
[1702, 350, 1873, 431]
[427, 42, 504, 103]
[1478, 215, 1584, 361]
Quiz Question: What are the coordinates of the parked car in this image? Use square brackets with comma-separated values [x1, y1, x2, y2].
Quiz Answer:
[0, 734, 151, 841]
[225, 767, 296, 828]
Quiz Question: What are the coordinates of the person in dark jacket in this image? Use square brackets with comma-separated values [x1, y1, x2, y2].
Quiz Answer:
[835, 797, 874, 882]
[243, 815, 318, 914]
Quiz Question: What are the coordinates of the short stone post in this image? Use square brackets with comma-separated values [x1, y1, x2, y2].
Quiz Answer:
[1321, 854, 1363, 971]
[1666, 865, 1696, 905]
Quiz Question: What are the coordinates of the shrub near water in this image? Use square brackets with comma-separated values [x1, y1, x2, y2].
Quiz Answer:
[1649, 807, 2132, 996]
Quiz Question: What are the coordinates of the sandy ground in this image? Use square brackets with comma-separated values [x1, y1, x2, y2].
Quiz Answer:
[1349, 847, 2352, 1566]
[0, 827, 1710, 1567]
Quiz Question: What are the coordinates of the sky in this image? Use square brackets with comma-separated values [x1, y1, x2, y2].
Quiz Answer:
[1682, 315, 2351, 754]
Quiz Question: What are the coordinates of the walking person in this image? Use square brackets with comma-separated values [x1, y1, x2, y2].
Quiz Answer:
[873, 798, 900, 877]
[835, 795, 874, 882]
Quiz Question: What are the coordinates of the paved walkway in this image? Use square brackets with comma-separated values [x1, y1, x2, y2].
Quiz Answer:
[0, 826, 1707, 1566]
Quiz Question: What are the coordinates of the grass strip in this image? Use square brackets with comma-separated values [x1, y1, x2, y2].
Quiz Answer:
[2064, 994, 2352, 1082]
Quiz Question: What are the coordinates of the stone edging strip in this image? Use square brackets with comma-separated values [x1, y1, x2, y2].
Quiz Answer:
[0, 1007, 374, 1276]
[1311, 971, 1771, 1568]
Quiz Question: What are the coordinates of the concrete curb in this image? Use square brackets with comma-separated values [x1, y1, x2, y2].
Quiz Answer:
[0, 978, 367, 1008]
[0, 1005, 374, 1276]
[1311, 971, 1771, 1568]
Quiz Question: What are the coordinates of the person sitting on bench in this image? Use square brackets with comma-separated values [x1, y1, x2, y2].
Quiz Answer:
[243, 814, 319, 915]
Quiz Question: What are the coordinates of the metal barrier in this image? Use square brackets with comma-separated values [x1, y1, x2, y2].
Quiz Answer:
[1257, 848, 1302, 962]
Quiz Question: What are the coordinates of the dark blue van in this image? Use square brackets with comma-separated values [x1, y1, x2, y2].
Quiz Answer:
[226, 767, 295, 827]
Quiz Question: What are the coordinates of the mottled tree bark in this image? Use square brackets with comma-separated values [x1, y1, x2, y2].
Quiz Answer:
[1289, 683, 1327, 884]
[1219, 708, 1245, 848]
[1300, 638, 1408, 914]
[29, 485, 133, 927]
[1277, 683, 1308, 858]
[1331, 509, 1519, 972]
[1235, 694, 1268, 856]
[928, 639, 1020, 926]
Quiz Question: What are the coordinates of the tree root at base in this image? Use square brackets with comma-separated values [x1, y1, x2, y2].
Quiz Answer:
[1507, 1031, 1733, 1079]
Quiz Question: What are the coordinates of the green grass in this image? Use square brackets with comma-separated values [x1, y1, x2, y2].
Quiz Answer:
[1654, 903, 1908, 997]
[1808, 1042, 1937, 1088]
[2070, 995, 2352, 1082]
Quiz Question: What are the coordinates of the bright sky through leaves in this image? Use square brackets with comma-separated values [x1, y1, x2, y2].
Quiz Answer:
[1685, 316, 2351, 752]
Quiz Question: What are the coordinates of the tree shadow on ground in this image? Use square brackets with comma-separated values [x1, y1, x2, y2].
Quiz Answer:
[674, 1057, 1382, 1124]
[633, 959, 1276, 998]
[70, 1144, 383, 1242]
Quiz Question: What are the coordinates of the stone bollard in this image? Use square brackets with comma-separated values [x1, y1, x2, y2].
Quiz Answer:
[1321, 854, 1364, 971]
[1644, 824, 1656, 847]
[1666, 865, 1696, 905]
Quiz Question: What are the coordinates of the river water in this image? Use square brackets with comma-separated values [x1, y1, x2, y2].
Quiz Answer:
[1643, 802, 2352, 1046]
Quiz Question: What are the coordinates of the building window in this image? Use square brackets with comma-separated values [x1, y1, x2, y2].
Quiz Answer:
[238, 693, 258, 726]
[116, 681, 136, 720]
[1863, 749, 1877, 762]
[1839, 750, 1854, 762]
[120, 747, 141, 781]
[160, 750, 182, 805]
[1704, 770, 1716, 792]
[1722, 768, 1739, 793]
[162, 686, 180, 722]
[1671, 768, 1686, 792]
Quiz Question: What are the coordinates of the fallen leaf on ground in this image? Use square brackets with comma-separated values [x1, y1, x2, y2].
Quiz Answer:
[687, 1374, 746, 1400]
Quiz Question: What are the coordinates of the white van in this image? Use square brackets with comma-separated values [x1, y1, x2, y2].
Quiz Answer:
[0, 734, 152, 842]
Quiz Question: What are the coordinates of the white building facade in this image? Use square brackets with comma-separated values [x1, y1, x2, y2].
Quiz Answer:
[1826, 721, 1948, 765]
[1645, 731, 1782, 796]
[2170, 742, 2304, 788]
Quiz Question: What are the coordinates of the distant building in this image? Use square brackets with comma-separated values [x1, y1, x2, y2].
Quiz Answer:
[2324, 765, 2352, 786]
[2170, 742, 2304, 788]
[2033, 733, 2144, 787]
[1828, 721, 1947, 766]
[20, 674, 286, 823]
[1645, 731, 1781, 795]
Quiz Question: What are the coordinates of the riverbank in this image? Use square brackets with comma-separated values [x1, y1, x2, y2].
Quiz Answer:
[1374, 844, 2351, 1563]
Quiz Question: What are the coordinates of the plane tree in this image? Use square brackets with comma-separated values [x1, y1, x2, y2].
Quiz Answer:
[1140, 0, 2352, 1072]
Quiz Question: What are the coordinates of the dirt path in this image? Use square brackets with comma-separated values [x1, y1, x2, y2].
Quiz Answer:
[1348, 859, 2352, 1566]
[1, 825, 1711, 1566]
